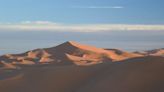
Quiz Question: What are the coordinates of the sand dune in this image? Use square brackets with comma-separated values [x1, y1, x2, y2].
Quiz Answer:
[135, 48, 164, 56]
[0, 41, 163, 92]
[0, 61, 17, 69]
[0, 41, 142, 66]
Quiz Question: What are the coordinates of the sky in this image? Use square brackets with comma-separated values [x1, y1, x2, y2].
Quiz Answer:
[0, 0, 164, 54]
[0, 0, 164, 32]
[0, 0, 164, 24]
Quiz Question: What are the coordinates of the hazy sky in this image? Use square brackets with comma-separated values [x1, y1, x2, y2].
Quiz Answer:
[0, 0, 164, 24]
[0, 0, 164, 54]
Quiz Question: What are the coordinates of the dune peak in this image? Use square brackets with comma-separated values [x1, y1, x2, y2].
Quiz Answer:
[60, 41, 106, 52]
[66, 41, 77, 44]
[63, 41, 85, 47]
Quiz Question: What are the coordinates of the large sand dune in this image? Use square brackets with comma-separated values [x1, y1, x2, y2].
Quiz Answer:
[0, 41, 164, 92]
[0, 41, 141, 67]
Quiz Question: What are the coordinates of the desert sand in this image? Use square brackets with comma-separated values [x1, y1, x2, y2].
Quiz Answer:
[0, 41, 164, 92]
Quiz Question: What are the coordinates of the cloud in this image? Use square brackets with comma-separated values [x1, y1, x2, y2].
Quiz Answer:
[0, 21, 164, 32]
[20, 21, 59, 25]
[72, 6, 124, 9]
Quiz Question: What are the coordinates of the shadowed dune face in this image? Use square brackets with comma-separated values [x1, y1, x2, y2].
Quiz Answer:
[78, 56, 164, 92]
[0, 64, 108, 92]
[0, 56, 164, 92]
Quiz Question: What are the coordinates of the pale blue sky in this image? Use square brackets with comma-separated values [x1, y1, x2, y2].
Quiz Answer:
[0, 0, 164, 24]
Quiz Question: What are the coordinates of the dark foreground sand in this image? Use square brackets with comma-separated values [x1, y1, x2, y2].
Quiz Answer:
[0, 56, 164, 92]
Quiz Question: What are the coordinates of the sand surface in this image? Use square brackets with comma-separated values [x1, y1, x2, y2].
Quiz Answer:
[0, 41, 164, 92]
